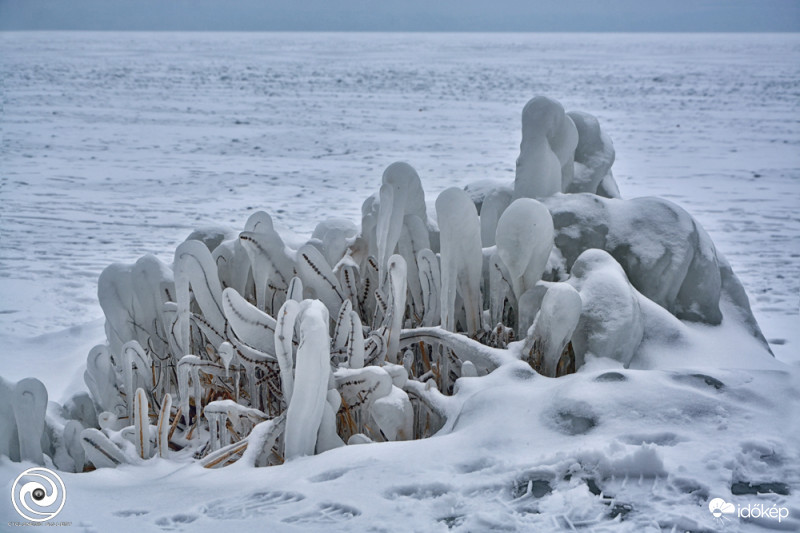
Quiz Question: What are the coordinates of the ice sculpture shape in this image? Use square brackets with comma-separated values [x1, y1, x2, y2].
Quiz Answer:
[514, 96, 579, 199]
[568, 249, 644, 368]
[566, 111, 617, 196]
[284, 300, 331, 460]
[436, 187, 483, 336]
[495, 198, 554, 304]
[1, 95, 774, 473]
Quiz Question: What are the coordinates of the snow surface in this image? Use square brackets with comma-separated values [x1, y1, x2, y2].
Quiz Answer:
[1, 32, 799, 532]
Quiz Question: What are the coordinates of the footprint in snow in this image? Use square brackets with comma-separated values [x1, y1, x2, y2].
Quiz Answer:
[282, 502, 361, 524]
[203, 490, 305, 520]
[384, 483, 451, 500]
[155, 513, 198, 531]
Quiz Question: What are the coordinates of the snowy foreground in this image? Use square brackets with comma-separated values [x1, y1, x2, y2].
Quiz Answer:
[2, 33, 800, 532]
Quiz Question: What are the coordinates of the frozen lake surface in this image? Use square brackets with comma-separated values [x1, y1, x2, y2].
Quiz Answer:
[1, 32, 799, 532]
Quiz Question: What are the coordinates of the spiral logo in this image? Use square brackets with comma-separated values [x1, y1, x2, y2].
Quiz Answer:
[11, 467, 67, 522]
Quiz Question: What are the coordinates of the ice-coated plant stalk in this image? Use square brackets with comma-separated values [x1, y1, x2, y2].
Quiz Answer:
[436, 187, 483, 336]
[495, 198, 554, 307]
[385, 254, 408, 363]
[13, 378, 48, 465]
[524, 283, 582, 377]
[284, 300, 332, 460]
[275, 298, 300, 402]
[134, 388, 150, 459]
[157, 393, 172, 458]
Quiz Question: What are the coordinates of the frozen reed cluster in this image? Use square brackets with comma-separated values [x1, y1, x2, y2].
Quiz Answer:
[1, 96, 769, 471]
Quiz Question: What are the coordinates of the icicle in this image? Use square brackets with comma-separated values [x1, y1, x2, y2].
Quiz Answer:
[218, 342, 234, 377]
[134, 388, 150, 459]
[157, 393, 172, 458]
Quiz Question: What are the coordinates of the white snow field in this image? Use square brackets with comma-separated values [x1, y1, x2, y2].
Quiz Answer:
[1, 32, 799, 532]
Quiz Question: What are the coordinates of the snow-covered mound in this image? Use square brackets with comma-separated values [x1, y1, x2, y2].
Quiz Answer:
[2, 95, 797, 532]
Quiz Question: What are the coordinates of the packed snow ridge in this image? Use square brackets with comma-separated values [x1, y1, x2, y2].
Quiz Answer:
[0, 95, 775, 474]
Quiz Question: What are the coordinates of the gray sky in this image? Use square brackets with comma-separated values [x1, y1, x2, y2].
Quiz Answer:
[1, 0, 799, 31]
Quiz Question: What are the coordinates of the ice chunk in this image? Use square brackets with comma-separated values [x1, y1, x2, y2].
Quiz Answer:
[370, 385, 413, 441]
[568, 249, 644, 368]
[80, 428, 126, 468]
[436, 187, 483, 335]
[376, 162, 428, 283]
[316, 390, 345, 453]
[237, 413, 286, 468]
[397, 214, 430, 324]
[284, 300, 331, 460]
[566, 111, 616, 195]
[133, 388, 150, 459]
[311, 218, 358, 270]
[479, 186, 513, 247]
[514, 96, 578, 199]
[495, 198, 554, 311]
[546, 193, 727, 326]
[527, 283, 582, 377]
[385, 255, 407, 363]
[239, 228, 294, 314]
[156, 393, 172, 459]
[13, 378, 48, 465]
[174, 240, 225, 355]
[417, 248, 441, 327]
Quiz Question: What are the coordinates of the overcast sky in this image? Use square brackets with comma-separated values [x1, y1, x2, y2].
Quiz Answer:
[1, 0, 798, 32]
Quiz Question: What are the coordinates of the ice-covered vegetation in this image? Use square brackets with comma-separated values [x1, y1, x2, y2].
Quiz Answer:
[0, 95, 773, 473]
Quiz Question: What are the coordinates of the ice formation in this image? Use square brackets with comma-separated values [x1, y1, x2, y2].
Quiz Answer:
[0, 96, 773, 476]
